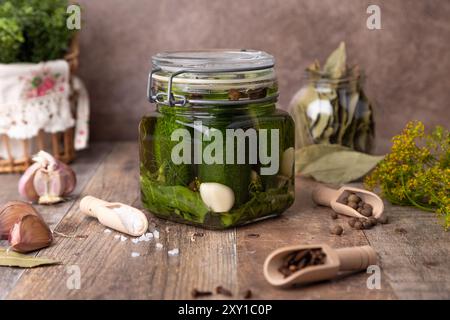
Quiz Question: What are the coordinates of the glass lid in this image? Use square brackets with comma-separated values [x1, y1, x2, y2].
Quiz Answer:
[152, 49, 275, 72]
[148, 49, 277, 107]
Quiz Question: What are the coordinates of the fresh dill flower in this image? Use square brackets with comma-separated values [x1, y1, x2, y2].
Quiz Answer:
[365, 121, 449, 230]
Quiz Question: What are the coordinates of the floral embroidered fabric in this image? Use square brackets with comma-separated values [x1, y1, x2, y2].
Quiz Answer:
[0, 60, 89, 153]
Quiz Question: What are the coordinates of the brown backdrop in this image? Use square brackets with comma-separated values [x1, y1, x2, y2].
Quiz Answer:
[77, 0, 450, 153]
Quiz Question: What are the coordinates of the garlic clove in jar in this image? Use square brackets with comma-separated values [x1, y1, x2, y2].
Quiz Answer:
[18, 151, 77, 204]
[0, 201, 42, 240]
[8, 214, 53, 253]
[280, 147, 295, 178]
[199, 182, 235, 213]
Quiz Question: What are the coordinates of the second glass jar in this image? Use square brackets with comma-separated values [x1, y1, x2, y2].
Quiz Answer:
[291, 69, 375, 153]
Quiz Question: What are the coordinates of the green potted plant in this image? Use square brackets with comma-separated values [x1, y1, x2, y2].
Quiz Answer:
[0, 0, 89, 173]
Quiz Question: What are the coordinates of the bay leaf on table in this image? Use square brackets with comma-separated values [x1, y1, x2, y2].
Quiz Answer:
[300, 150, 384, 185]
[295, 144, 349, 173]
[0, 248, 60, 268]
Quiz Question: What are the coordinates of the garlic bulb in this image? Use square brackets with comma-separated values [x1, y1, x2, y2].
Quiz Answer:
[199, 182, 235, 213]
[0, 201, 41, 239]
[18, 151, 76, 204]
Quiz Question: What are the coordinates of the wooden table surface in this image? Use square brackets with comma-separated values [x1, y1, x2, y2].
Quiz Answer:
[1, 142, 449, 300]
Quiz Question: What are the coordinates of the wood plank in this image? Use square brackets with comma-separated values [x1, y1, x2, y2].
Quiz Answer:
[236, 177, 397, 299]
[7, 142, 237, 299]
[3, 143, 449, 299]
[363, 203, 450, 299]
[0, 143, 113, 299]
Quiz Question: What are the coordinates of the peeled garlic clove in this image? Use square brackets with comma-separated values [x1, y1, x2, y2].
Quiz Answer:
[18, 162, 41, 202]
[280, 147, 295, 178]
[199, 182, 235, 213]
[33, 169, 65, 204]
[0, 201, 41, 240]
[9, 214, 53, 253]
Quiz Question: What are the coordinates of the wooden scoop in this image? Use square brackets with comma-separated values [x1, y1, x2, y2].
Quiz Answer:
[312, 185, 384, 219]
[80, 196, 148, 236]
[263, 244, 377, 288]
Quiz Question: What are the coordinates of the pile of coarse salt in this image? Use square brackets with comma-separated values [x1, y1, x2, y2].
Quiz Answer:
[105, 227, 179, 257]
[131, 232, 153, 243]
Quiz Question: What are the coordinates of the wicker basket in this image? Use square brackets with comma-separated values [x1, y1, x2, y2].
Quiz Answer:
[0, 35, 80, 174]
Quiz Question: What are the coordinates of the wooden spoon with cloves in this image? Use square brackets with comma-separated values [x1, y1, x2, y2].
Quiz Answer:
[263, 244, 377, 288]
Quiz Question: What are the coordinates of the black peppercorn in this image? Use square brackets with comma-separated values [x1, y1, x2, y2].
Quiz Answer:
[228, 89, 241, 101]
[330, 225, 343, 235]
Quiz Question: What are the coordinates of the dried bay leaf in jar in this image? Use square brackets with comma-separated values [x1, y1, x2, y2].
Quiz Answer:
[140, 50, 295, 229]
[290, 43, 375, 153]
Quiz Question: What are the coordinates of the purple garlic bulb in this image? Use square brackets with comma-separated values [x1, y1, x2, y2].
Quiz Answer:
[18, 151, 77, 204]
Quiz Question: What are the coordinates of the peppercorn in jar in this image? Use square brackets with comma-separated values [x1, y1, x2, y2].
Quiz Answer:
[139, 50, 295, 229]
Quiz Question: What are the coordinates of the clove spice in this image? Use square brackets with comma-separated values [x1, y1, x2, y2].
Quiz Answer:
[278, 248, 326, 278]
[246, 233, 260, 238]
[191, 289, 213, 298]
[216, 286, 233, 297]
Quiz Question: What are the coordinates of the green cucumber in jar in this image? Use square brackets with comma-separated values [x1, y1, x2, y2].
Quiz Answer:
[196, 123, 252, 207]
[248, 107, 295, 190]
[139, 115, 158, 174]
[153, 110, 193, 186]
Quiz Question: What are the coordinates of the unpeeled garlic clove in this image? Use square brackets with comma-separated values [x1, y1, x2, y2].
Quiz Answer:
[0, 201, 41, 240]
[199, 182, 235, 213]
[280, 147, 295, 178]
[59, 162, 77, 195]
[8, 214, 53, 253]
[18, 162, 40, 202]
[18, 151, 77, 204]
